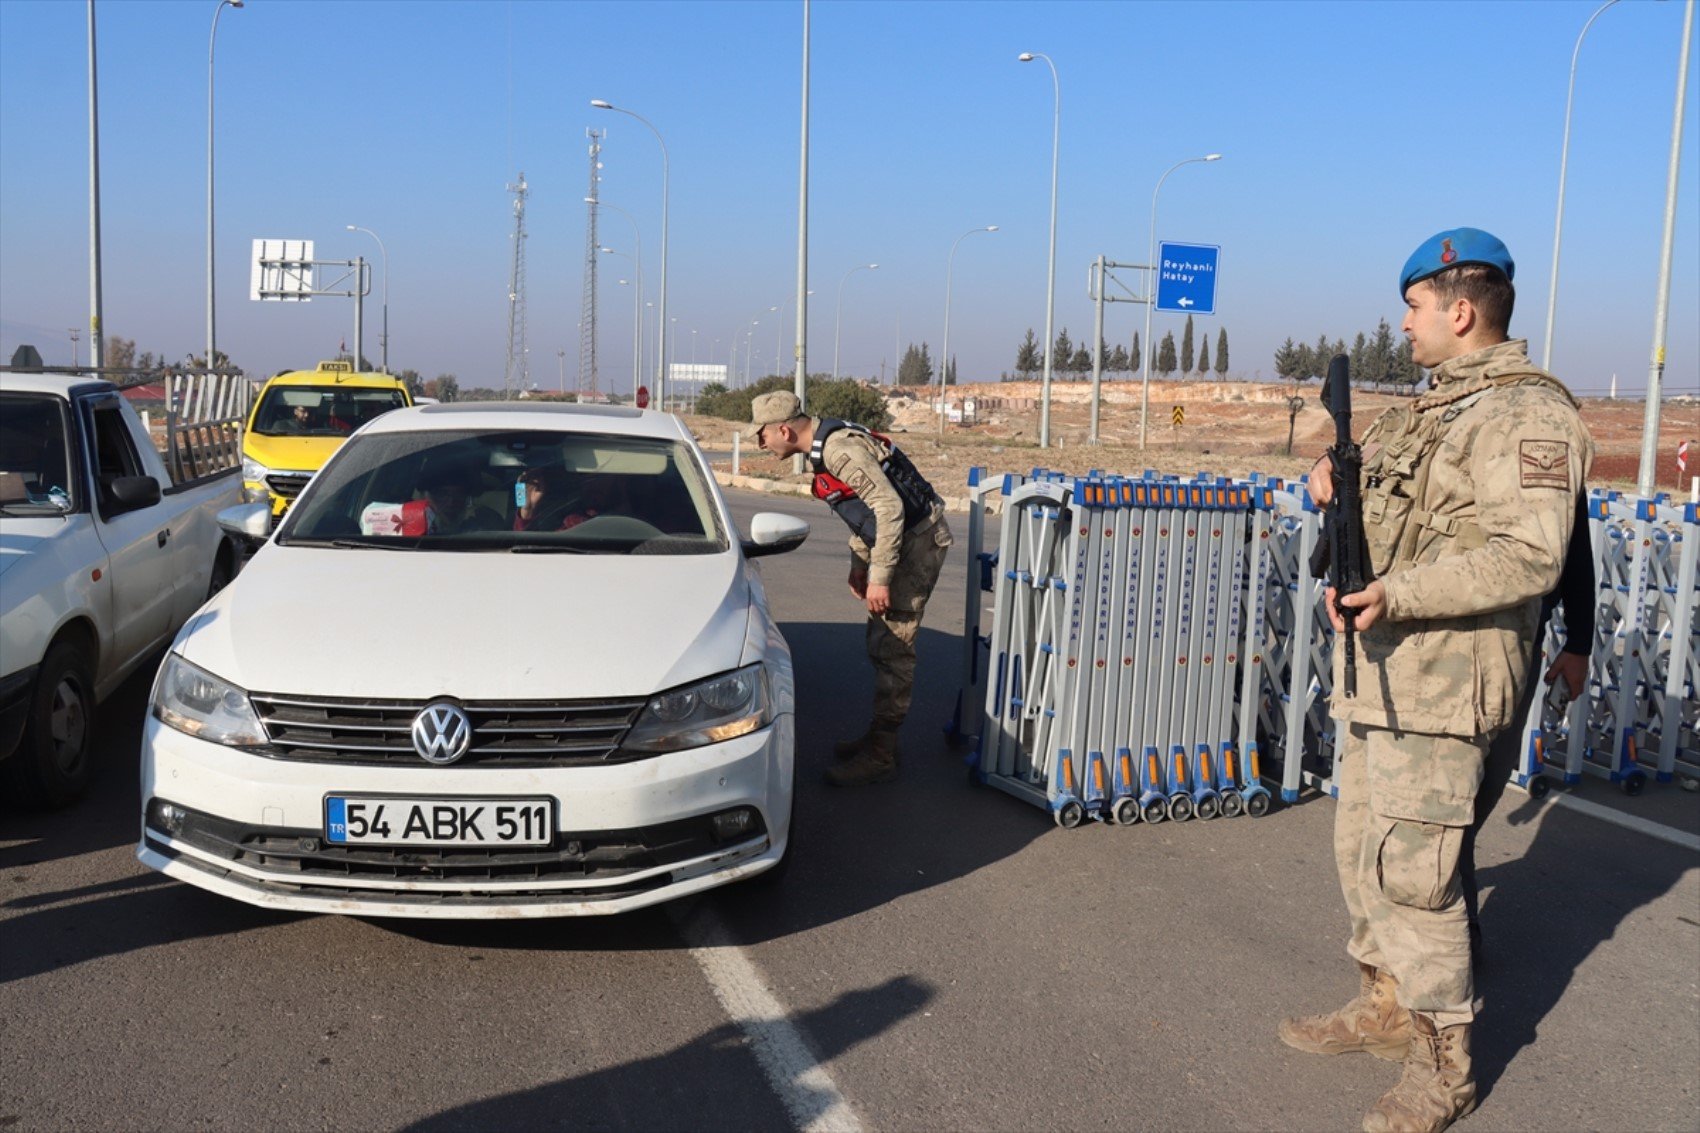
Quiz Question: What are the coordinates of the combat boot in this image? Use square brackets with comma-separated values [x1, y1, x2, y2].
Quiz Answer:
[1278, 963, 1413, 1061]
[1361, 1012, 1476, 1133]
[825, 728, 899, 786]
[832, 730, 874, 762]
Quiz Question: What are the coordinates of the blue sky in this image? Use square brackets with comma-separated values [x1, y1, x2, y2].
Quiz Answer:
[1, 0, 1695, 399]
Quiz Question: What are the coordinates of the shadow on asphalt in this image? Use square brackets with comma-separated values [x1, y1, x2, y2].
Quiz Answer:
[1469, 790, 1696, 1103]
[402, 974, 934, 1132]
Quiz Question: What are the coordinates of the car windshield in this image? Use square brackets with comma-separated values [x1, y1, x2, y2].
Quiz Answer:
[0, 392, 74, 513]
[278, 427, 727, 555]
[251, 385, 407, 437]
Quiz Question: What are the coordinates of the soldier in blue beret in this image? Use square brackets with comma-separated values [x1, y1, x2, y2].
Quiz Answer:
[1285, 228, 1594, 1133]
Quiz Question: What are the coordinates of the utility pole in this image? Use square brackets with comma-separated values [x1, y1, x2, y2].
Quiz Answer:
[503, 173, 530, 399]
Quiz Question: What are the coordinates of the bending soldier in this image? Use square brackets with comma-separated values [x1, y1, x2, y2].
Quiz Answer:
[746, 391, 953, 786]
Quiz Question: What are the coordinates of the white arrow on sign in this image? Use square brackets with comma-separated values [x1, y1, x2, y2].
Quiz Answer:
[1177, 296, 1194, 308]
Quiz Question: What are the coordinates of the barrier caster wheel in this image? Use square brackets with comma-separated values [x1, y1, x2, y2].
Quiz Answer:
[1245, 793, 1272, 818]
[1112, 798, 1140, 826]
[1167, 795, 1194, 823]
[1622, 772, 1646, 797]
[1142, 798, 1168, 824]
[1528, 777, 1550, 800]
[1220, 792, 1245, 818]
[1056, 801, 1085, 829]
[1195, 795, 1220, 821]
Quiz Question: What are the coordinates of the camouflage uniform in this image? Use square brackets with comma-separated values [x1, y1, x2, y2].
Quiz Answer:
[817, 424, 953, 733]
[1330, 337, 1593, 1027]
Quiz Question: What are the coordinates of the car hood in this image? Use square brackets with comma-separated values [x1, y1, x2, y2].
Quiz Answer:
[175, 545, 754, 700]
[244, 433, 348, 473]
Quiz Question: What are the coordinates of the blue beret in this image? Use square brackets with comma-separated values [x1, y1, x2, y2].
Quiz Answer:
[1399, 228, 1514, 295]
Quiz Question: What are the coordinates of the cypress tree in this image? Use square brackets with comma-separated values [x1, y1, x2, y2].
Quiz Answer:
[1215, 328, 1229, 375]
[1181, 315, 1195, 374]
[1157, 331, 1178, 377]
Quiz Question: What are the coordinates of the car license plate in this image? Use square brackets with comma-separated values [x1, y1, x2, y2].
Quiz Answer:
[324, 796, 553, 848]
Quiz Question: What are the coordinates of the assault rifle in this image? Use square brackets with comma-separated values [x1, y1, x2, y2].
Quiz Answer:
[1317, 353, 1374, 698]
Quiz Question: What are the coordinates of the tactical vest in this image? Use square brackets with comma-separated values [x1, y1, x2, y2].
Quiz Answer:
[808, 419, 940, 545]
[1359, 370, 1572, 577]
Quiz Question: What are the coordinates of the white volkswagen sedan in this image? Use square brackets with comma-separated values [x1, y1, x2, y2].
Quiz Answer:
[137, 402, 806, 918]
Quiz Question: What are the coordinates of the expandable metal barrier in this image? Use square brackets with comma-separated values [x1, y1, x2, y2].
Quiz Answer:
[956, 470, 1699, 826]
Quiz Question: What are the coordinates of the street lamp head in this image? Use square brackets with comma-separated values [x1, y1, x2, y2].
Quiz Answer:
[590, 99, 614, 110]
[1018, 52, 1035, 61]
[583, 196, 597, 204]
[1204, 153, 1223, 161]
[868, 263, 880, 270]
[987, 225, 1000, 232]
[229, 1, 245, 8]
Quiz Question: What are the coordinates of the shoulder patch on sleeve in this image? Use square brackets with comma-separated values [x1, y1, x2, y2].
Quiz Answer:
[1520, 439, 1572, 491]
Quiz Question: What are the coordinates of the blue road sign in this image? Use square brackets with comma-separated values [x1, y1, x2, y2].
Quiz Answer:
[1156, 241, 1220, 315]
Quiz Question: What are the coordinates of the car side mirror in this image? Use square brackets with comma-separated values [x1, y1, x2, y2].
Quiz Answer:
[107, 475, 162, 512]
[742, 512, 809, 558]
[217, 502, 273, 544]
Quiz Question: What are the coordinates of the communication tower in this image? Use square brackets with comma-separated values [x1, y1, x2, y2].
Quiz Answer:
[578, 131, 603, 397]
[503, 172, 530, 398]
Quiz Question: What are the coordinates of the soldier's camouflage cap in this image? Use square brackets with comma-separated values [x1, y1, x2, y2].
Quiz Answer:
[744, 390, 804, 442]
[1399, 228, 1514, 295]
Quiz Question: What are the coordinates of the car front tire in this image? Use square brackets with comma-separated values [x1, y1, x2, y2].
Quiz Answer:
[1, 641, 98, 810]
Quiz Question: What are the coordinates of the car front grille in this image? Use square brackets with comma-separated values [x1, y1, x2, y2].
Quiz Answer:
[249, 692, 649, 767]
[148, 803, 765, 889]
[264, 472, 312, 499]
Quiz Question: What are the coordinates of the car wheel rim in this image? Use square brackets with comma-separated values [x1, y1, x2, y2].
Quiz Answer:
[48, 677, 88, 773]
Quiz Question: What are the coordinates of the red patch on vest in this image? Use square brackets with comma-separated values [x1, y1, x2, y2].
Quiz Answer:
[1520, 440, 1571, 491]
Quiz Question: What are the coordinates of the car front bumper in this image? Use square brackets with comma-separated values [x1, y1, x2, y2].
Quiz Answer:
[136, 711, 794, 919]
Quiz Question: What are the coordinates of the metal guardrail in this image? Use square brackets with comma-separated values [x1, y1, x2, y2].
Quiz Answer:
[958, 468, 1699, 825]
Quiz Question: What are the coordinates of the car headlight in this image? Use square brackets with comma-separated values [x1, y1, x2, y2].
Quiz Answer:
[152, 654, 267, 746]
[622, 664, 772, 754]
[242, 456, 269, 483]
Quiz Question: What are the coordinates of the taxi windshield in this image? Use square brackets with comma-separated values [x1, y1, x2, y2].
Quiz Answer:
[252, 386, 407, 437]
[278, 428, 727, 555]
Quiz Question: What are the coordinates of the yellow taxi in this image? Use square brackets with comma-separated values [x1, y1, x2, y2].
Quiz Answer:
[242, 361, 412, 517]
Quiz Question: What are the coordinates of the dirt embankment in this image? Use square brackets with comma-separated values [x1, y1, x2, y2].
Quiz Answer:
[683, 380, 1699, 498]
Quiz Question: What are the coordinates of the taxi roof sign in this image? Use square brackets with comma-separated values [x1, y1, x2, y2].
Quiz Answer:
[316, 360, 354, 372]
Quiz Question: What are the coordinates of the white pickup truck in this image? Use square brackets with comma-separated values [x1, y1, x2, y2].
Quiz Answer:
[1, 371, 246, 808]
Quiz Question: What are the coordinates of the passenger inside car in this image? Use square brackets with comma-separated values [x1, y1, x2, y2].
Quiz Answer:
[419, 462, 503, 534]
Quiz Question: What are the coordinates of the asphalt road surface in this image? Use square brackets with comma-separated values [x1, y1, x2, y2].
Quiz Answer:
[3, 487, 1696, 1132]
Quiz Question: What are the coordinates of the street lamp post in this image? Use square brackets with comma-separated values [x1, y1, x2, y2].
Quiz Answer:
[345, 225, 389, 371]
[206, 0, 243, 372]
[591, 100, 669, 409]
[1019, 51, 1060, 447]
[833, 263, 878, 381]
[941, 225, 999, 435]
[1139, 153, 1222, 450]
[1542, 0, 1624, 371]
[602, 246, 641, 394]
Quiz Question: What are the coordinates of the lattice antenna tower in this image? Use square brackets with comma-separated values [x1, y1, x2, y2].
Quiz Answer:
[503, 172, 530, 399]
[578, 130, 603, 397]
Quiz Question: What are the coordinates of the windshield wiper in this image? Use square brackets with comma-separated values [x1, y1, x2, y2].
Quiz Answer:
[509, 543, 593, 554]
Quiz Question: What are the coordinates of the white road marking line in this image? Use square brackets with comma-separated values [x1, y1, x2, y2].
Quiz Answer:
[673, 904, 863, 1133]
[1550, 792, 1700, 853]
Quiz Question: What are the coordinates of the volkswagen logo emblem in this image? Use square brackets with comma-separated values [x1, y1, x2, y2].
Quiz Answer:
[411, 701, 472, 765]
